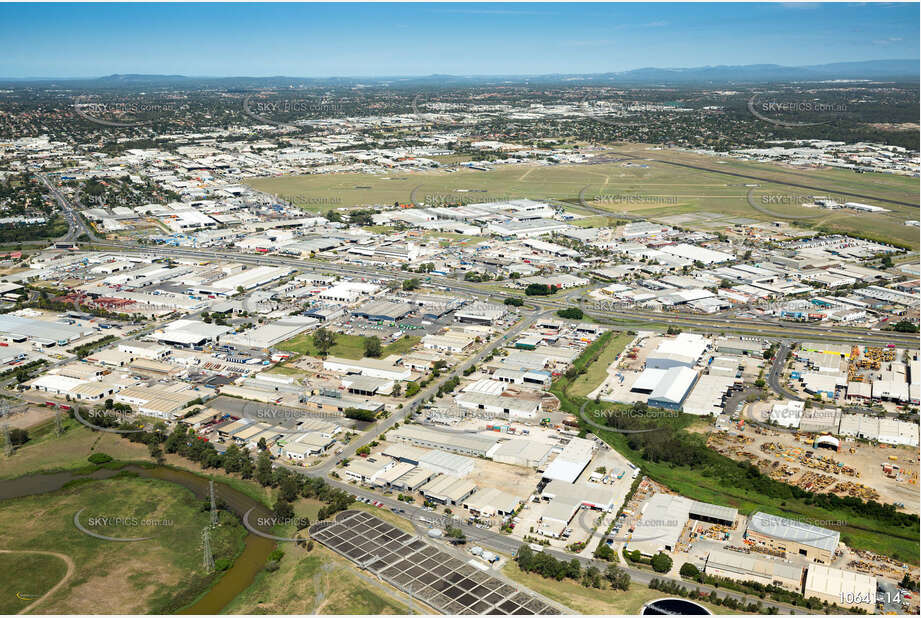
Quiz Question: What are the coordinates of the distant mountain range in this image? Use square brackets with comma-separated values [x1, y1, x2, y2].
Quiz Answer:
[2, 60, 917, 87]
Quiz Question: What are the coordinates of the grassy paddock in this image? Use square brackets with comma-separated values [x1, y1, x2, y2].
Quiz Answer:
[223, 529, 407, 614]
[277, 332, 419, 359]
[246, 148, 919, 248]
[0, 475, 246, 614]
[0, 552, 70, 614]
[569, 332, 633, 397]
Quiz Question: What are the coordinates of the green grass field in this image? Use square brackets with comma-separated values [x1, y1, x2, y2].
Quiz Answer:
[246, 144, 919, 249]
[0, 552, 70, 614]
[569, 332, 634, 398]
[277, 332, 419, 359]
[0, 475, 246, 614]
[0, 418, 155, 480]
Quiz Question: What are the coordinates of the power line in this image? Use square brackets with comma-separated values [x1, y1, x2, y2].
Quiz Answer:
[202, 526, 214, 572]
[209, 479, 218, 527]
[2, 423, 12, 457]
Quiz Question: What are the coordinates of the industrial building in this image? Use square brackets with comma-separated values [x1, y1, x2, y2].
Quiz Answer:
[804, 564, 876, 609]
[0, 313, 94, 345]
[389, 424, 501, 458]
[462, 487, 523, 518]
[454, 391, 541, 420]
[222, 316, 318, 349]
[454, 302, 507, 325]
[541, 436, 595, 483]
[703, 549, 804, 592]
[420, 474, 478, 505]
[628, 493, 738, 556]
[837, 414, 919, 446]
[418, 449, 476, 477]
[351, 300, 414, 322]
[343, 459, 394, 484]
[490, 438, 555, 468]
[633, 366, 699, 410]
[322, 355, 412, 381]
[646, 333, 709, 369]
[745, 512, 840, 565]
[151, 319, 231, 347]
[341, 374, 395, 396]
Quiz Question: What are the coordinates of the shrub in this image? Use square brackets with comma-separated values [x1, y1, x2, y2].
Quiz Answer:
[88, 453, 114, 464]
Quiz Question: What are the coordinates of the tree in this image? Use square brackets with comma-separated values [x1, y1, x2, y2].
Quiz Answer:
[364, 336, 382, 358]
[343, 407, 377, 422]
[525, 283, 556, 296]
[556, 307, 584, 320]
[504, 297, 524, 307]
[392, 383, 402, 397]
[651, 552, 673, 573]
[312, 328, 337, 357]
[605, 564, 631, 590]
[594, 543, 617, 561]
[257, 437, 268, 451]
[893, 320, 919, 333]
[405, 382, 420, 397]
[402, 278, 420, 291]
[256, 450, 273, 486]
[273, 498, 294, 520]
[680, 562, 700, 578]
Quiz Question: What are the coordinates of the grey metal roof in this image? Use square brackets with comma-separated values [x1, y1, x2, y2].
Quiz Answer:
[748, 512, 840, 552]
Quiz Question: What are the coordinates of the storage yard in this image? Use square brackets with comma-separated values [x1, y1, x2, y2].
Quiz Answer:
[707, 414, 919, 513]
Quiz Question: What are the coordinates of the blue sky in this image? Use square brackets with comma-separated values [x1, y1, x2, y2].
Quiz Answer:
[0, 2, 917, 78]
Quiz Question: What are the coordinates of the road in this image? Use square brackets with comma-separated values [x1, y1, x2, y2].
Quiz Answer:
[767, 343, 802, 402]
[38, 173, 98, 242]
[313, 307, 550, 474]
[292, 472, 814, 615]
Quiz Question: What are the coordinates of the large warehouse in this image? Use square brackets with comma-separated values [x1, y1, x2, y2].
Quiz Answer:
[390, 424, 501, 458]
[418, 449, 475, 477]
[0, 314, 94, 345]
[351, 300, 414, 322]
[745, 512, 840, 565]
[541, 436, 595, 483]
[490, 438, 555, 468]
[222, 316, 317, 349]
[703, 549, 803, 592]
[646, 333, 709, 369]
[644, 366, 699, 410]
[804, 565, 876, 609]
[628, 493, 738, 556]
